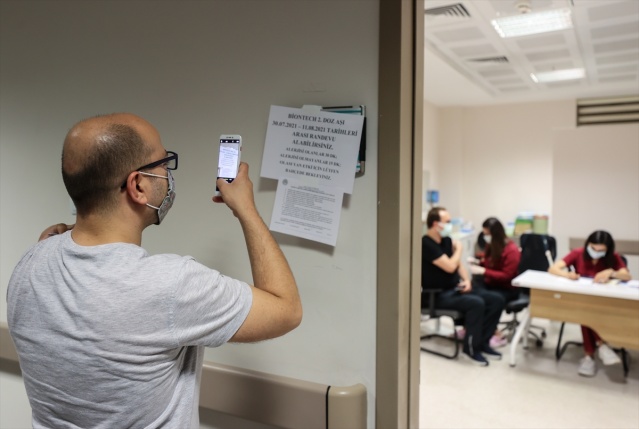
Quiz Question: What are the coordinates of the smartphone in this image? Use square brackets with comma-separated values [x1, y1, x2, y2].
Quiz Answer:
[215, 134, 242, 196]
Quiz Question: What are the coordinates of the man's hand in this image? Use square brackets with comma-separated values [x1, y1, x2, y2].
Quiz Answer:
[452, 239, 462, 252]
[457, 279, 472, 293]
[212, 162, 301, 343]
[212, 162, 257, 219]
[38, 223, 74, 241]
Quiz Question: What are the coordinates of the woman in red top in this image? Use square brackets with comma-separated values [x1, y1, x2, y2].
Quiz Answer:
[470, 217, 521, 302]
[469, 217, 521, 347]
[549, 230, 631, 377]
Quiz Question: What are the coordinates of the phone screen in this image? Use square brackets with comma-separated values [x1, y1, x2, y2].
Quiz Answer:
[217, 137, 241, 191]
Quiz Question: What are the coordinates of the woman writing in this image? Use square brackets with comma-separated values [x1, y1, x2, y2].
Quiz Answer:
[548, 230, 631, 377]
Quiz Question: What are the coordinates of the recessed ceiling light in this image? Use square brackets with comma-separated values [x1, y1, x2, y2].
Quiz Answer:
[530, 68, 585, 83]
[491, 8, 573, 38]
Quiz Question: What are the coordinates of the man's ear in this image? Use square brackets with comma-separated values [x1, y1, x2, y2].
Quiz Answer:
[124, 172, 148, 205]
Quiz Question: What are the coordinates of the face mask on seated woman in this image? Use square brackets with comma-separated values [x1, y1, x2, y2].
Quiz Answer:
[586, 245, 606, 260]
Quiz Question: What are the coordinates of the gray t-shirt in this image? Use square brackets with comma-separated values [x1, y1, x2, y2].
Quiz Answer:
[7, 231, 252, 428]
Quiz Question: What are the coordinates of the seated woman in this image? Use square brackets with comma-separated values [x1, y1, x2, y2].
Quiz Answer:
[548, 230, 631, 377]
[468, 217, 521, 347]
[469, 217, 521, 302]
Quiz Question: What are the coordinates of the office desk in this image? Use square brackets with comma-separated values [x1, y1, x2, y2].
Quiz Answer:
[508, 270, 639, 367]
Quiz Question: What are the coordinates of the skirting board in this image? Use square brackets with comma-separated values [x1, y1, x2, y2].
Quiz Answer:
[0, 321, 366, 429]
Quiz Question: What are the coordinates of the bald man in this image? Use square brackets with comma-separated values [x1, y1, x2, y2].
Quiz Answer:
[7, 113, 302, 428]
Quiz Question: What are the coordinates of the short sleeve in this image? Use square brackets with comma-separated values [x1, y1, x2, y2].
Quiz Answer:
[613, 253, 627, 270]
[422, 236, 444, 262]
[562, 248, 581, 268]
[170, 258, 252, 348]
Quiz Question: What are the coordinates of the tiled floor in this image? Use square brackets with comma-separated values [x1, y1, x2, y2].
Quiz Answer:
[419, 316, 639, 429]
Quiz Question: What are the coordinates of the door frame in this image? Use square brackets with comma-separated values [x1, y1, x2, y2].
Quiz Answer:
[376, 0, 424, 427]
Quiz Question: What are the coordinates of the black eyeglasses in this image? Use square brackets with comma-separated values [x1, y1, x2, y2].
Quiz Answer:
[121, 151, 178, 188]
[136, 151, 178, 172]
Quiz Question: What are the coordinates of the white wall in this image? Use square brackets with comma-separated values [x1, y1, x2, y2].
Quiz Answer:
[425, 99, 639, 275]
[431, 100, 574, 231]
[422, 101, 440, 213]
[0, 1, 379, 427]
[437, 107, 465, 217]
[0, 361, 30, 429]
[552, 124, 639, 273]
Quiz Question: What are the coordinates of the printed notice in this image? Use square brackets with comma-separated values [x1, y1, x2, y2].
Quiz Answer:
[269, 177, 343, 246]
[261, 105, 364, 194]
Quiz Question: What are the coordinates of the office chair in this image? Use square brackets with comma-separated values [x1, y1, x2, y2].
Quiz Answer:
[555, 255, 630, 376]
[500, 233, 556, 347]
[420, 289, 465, 359]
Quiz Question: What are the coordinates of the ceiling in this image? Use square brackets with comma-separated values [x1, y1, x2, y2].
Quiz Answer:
[423, 0, 639, 106]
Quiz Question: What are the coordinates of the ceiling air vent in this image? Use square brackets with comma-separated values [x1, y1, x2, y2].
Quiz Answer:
[577, 95, 639, 126]
[468, 56, 509, 64]
[425, 3, 471, 18]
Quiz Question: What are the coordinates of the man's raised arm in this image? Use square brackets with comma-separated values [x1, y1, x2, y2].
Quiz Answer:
[214, 162, 302, 342]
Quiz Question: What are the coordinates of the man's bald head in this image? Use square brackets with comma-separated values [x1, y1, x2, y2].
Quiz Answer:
[62, 113, 156, 215]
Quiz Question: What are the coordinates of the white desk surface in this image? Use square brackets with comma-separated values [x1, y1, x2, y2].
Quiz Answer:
[512, 270, 639, 301]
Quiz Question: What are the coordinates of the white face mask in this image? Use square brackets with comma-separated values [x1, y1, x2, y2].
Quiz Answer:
[140, 170, 176, 225]
[587, 245, 606, 260]
[483, 234, 492, 244]
[439, 222, 453, 237]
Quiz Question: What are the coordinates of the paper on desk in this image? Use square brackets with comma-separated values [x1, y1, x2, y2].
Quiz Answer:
[575, 277, 595, 286]
[625, 280, 639, 288]
[575, 277, 639, 288]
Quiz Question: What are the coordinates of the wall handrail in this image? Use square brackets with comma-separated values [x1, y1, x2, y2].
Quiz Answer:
[569, 238, 639, 256]
[0, 322, 366, 428]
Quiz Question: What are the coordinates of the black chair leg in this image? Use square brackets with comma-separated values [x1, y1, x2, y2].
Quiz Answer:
[622, 348, 629, 377]
[556, 322, 583, 361]
[499, 319, 517, 340]
[523, 330, 544, 349]
[614, 347, 630, 377]
[556, 328, 630, 377]
[555, 322, 565, 359]
[531, 325, 547, 339]
[420, 328, 461, 359]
